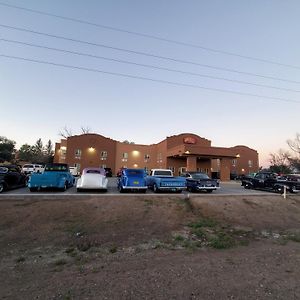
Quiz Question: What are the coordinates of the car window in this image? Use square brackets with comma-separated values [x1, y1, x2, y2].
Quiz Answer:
[153, 170, 172, 176]
[23, 164, 33, 168]
[0, 167, 8, 173]
[126, 170, 145, 176]
[191, 173, 210, 180]
[45, 165, 68, 172]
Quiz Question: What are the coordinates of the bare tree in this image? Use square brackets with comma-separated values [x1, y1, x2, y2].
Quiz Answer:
[81, 126, 91, 134]
[269, 149, 290, 166]
[287, 133, 300, 156]
[59, 126, 73, 139]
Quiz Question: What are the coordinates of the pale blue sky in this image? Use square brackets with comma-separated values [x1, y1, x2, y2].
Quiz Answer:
[1, 0, 299, 166]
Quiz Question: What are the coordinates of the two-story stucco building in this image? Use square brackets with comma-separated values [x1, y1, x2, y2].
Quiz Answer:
[54, 133, 259, 181]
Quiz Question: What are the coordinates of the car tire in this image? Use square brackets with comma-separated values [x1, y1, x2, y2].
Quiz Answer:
[206, 190, 213, 193]
[187, 186, 193, 192]
[244, 183, 251, 189]
[118, 185, 124, 193]
[77, 188, 81, 193]
[275, 186, 284, 194]
[0, 183, 4, 193]
[62, 182, 68, 192]
[153, 184, 159, 193]
[29, 187, 37, 192]
[290, 186, 296, 193]
[141, 189, 147, 193]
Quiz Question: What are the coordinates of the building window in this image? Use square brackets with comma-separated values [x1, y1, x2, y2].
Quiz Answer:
[168, 166, 175, 173]
[232, 159, 237, 167]
[101, 164, 106, 168]
[204, 168, 209, 174]
[248, 160, 253, 167]
[100, 151, 108, 160]
[144, 154, 150, 162]
[60, 147, 67, 160]
[75, 149, 82, 159]
[157, 153, 163, 163]
[74, 163, 81, 172]
[122, 152, 128, 162]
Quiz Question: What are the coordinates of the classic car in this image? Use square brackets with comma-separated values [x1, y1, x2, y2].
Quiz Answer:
[76, 167, 108, 192]
[28, 163, 75, 192]
[241, 172, 300, 193]
[182, 172, 220, 193]
[146, 169, 186, 193]
[118, 168, 147, 193]
[0, 165, 28, 193]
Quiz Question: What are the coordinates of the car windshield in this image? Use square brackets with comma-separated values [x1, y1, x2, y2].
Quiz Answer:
[45, 165, 68, 172]
[125, 169, 144, 176]
[154, 170, 172, 176]
[86, 170, 101, 174]
[0, 167, 8, 173]
[191, 173, 210, 180]
[23, 164, 33, 168]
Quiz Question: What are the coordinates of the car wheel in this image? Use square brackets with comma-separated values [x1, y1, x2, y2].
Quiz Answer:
[62, 182, 68, 192]
[206, 190, 213, 193]
[77, 188, 81, 193]
[187, 186, 193, 192]
[244, 183, 251, 189]
[29, 187, 37, 192]
[0, 183, 4, 193]
[141, 189, 147, 193]
[118, 185, 124, 193]
[153, 184, 159, 193]
[290, 186, 296, 193]
[275, 186, 284, 194]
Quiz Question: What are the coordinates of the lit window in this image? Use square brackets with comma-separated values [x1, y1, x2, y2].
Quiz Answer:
[122, 152, 128, 162]
[101, 151, 108, 160]
[248, 160, 253, 167]
[75, 149, 82, 159]
[232, 159, 237, 166]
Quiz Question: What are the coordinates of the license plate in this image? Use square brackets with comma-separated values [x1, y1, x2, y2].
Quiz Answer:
[133, 181, 139, 185]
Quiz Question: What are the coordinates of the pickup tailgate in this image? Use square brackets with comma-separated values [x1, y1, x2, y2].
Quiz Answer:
[29, 172, 62, 188]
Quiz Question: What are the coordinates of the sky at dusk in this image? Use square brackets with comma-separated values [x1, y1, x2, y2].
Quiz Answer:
[1, 0, 299, 167]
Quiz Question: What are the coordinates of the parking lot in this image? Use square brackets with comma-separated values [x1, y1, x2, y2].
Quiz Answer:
[1, 178, 271, 196]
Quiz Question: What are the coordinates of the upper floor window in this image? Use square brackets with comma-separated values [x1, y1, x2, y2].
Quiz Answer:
[75, 149, 82, 159]
[232, 159, 237, 167]
[248, 160, 253, 167]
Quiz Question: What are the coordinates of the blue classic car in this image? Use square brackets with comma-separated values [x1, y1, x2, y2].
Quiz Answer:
[28, 163, 75, 192]
[118, 168, 147, 193]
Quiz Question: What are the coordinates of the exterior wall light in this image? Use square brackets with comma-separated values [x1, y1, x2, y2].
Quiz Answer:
[133, 164, 138, 168]
[132, 150, 140, 157]
[236, 154, 240, 158]
[185, 151, 190, 154]
[88, 147, 95, 153]
[60, 146, 67, 151]
[241, 168, 245, 172]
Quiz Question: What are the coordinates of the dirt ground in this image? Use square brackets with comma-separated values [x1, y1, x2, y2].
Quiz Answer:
[0, 194, 299, 299]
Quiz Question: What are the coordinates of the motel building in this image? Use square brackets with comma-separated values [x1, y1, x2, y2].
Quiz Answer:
[54, 133, 259, 181]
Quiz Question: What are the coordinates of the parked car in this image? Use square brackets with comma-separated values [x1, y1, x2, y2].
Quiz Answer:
[241, 172, 300, 193]
[118, 168, 147, 193]
[0, 165, 28, 193]
[182, 172, 220, 193]
[76, 168, 108, 192]
[104, 167, 113, 177]
[22, 164, 44, 175]
[146, 169, 186, 193]
[28, 163, 75, 192]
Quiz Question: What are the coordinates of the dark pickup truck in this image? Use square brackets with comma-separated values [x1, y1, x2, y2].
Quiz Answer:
[241, 172, 300, 193]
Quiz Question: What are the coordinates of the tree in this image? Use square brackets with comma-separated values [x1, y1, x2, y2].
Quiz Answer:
[0, 136, 16, 163]
[269, 149, 292, 174]
[59, 126, 73, 139]
[287, 133, 300, 155]
[18, 144, 34, 162]
[44, 140, 54, 163]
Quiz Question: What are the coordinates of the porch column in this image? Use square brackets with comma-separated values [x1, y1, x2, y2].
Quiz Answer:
[186, 156, 197, 172]
[220, 158, 231, 181]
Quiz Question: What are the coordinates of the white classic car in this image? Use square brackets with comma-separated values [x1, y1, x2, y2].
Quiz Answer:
[76, 168, 108, 192]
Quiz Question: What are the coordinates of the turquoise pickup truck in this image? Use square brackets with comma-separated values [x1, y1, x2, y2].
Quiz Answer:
[28, 163, 75, 192]
[146, 169, 186, 193]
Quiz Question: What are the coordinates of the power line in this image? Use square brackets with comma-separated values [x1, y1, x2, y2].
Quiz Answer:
[1, 53, 299, 104]
[2, 37, 300, 93]
[1, 23, 300, 85]
[0, 1, 299, 70]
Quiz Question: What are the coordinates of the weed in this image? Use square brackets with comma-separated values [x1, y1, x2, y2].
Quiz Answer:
[209, 232, 235, 249]
[174, 234, 185, 242]
[188, 218, 218, 229]
[191, 227, 206, 239]
[55, 258, 67, 266]
[286, 233, 300, 243]
[109, 245, 117, 254]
